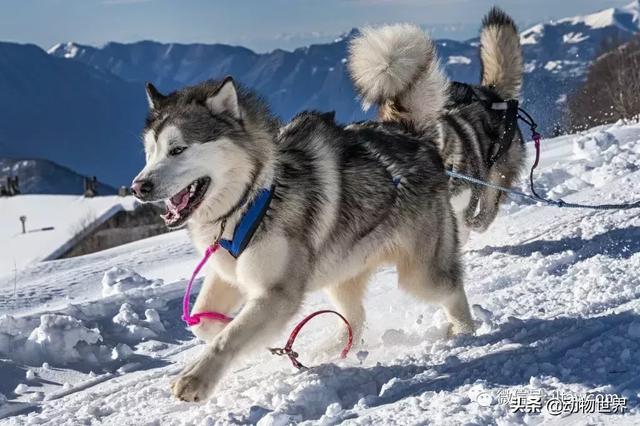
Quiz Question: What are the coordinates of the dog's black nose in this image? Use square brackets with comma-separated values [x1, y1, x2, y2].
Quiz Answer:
[131, 179, 153, 199]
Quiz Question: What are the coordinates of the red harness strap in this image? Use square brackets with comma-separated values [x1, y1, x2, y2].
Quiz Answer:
[269, 309, 353, 369]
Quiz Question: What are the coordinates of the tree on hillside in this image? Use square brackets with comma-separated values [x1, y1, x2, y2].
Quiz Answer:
[568, 37, 640, 130]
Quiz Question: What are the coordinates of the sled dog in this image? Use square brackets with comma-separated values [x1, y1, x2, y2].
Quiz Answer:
[132, 75, 474, 400]
[348, 7, 526, 241]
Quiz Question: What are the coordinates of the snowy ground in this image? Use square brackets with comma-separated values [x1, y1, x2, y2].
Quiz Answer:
[0, 120, 639, 425]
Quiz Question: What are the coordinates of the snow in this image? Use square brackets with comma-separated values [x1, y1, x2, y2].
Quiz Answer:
[563, 32, 589, 44]
[447, 56, 471, 65]
[0, 195, 138, 276]
[559, 8, 617, 30]
[521, 1, 640, 45]
[25, 369, 35, 381]
[523, 61, 537, 73]
[542, 60, 586, 76]
[102, 267, 163, 297]
[1, 121, 640, 423]
[26, 314, 103, 365]
[520, 24, 544, 45]
[47, 42, 80, 59]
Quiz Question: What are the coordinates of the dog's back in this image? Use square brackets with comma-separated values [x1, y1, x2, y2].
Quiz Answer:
[274, 112, 450, 260]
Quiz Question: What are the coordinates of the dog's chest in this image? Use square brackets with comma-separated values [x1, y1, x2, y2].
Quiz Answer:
[189, 229, 238, 284]
[208, 251, 240, 284]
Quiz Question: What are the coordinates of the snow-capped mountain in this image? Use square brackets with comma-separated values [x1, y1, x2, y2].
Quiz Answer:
[48, 1, 640, 133]
[2, 2, 639, 188]
[48, 31, 366, 124]
[0, 158, 116, 195]
[520, 0, 640, 75]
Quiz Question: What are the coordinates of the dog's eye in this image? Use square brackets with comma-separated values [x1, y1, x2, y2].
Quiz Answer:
[169, 146, 187, 156]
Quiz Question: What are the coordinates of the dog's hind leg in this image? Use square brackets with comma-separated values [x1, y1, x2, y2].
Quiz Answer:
[466, 170, 505, 232]
[323, 271, 372, 351]
[397, 217, 474, 336]
[468, 166, 515, 232]
[398, 259, 474, 336]
[189, 273, 244, 343]
[451, 188, 474, 245]
[468, 141, 526, 232]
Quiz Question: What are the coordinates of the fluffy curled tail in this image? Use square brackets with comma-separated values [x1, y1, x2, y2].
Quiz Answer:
[348, 24, 448, 129]
[480, 7, 523, 99]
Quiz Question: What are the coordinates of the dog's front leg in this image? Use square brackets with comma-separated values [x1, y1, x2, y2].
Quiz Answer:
[172, 238, 307, 401]
[172, 285, 304, 401]
[190, 273, 243, 343]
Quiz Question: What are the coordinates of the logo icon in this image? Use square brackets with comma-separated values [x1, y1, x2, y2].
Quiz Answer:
[476, 391, 492, 407]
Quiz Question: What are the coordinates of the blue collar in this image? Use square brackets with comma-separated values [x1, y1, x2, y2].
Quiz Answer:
[218, 186, 275, 258]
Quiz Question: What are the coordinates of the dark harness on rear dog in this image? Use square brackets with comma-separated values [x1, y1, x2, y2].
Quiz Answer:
[448, 81, 523, 168]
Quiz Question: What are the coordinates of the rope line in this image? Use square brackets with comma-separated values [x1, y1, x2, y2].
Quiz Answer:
[446, 109, 640, 210]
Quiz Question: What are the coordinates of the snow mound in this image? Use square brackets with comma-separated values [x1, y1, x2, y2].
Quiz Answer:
[511, 122, 640, 201]
[26, 314, 102, 365]
[112, 303, 165, 340]
[102, 267, 163, 297]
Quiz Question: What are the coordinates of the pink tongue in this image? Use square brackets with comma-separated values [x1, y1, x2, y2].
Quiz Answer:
[167, 189, 190, 213]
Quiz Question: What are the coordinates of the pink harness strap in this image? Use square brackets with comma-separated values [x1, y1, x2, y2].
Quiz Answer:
[181, 243, 234, 326]
[181, 243, 353, 369]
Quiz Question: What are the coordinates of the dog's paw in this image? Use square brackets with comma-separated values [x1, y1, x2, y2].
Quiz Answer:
[171, 373, 211, 402]
[465, 217, 486, 232]
[312, 330, 361, 364]
[446, 322, 476, 339]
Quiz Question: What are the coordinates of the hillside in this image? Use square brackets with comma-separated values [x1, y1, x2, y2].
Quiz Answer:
[0, 158, 116, 195]
[0, 120, 638, 424]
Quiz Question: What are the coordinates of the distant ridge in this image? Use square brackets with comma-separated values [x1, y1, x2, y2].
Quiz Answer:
[0, 158, 116, 195]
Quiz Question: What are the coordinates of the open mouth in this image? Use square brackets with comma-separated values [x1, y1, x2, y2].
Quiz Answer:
[161, 177, 211, 228]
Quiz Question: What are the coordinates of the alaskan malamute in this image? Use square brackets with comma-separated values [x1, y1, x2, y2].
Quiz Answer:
[348, 7, 526, 241]
[132, 75, 473, 400]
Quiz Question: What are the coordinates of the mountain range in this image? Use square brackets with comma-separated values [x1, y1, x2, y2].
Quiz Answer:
[1, 1, 640, 187]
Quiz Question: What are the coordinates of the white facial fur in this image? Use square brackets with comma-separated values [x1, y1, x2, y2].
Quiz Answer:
[134, 124, 254, 224]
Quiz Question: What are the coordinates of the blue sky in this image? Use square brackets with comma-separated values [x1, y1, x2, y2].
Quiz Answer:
[0, 0, 632, 52]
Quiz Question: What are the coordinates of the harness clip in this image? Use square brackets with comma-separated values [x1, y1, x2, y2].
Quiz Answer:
[269, 347, 298, 358]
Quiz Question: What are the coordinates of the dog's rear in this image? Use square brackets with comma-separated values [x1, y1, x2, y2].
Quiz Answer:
[348, 23, 448, 131]
[349, 8, 525, 236]
[349, 7, 523, 131]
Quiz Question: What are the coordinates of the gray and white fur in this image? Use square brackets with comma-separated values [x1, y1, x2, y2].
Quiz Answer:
[348, 7, 526, 240]
[132, 76, 474, 402]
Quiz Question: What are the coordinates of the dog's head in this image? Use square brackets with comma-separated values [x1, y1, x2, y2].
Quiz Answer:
[132, 77, 274, 229]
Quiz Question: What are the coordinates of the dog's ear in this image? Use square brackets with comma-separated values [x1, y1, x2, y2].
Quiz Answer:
[206, 76, 241, 119]
[145, 83, 166, 110]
